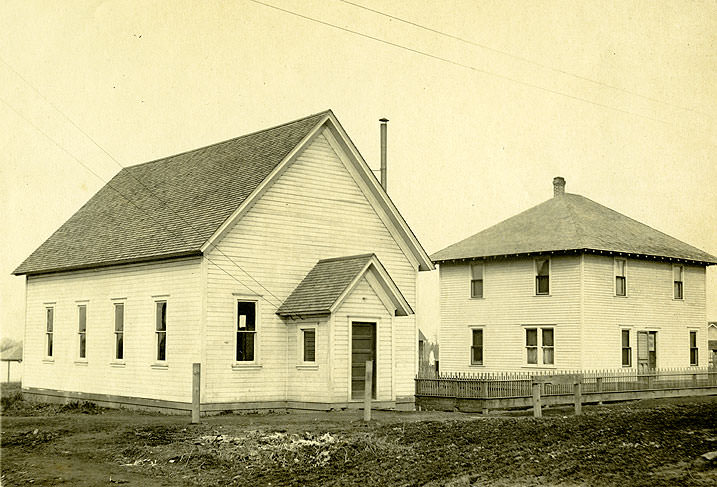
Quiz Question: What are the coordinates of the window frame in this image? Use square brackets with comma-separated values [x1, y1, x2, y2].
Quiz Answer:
[614, 258, 627, 297]
[77, 304, 87, 361]
[234, 298, 259, 366]
[673, 264, 684, 300]
[689, 330, 698, 366]
[155, 300, 167, 363]
[45, 305, 55, 359]
[524, 325, 555, 366]
[470, 262, 484, 299]
[621, 329, 632, 367]
[298, 324, 318, 366]
[470, 328, 484, 366]
[534, 258, 551, 296]
[113, 302, 125, 362]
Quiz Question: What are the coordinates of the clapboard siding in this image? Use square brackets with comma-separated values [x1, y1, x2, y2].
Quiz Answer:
[24, 258, 201, 403]
[332, 277, 393, 402]
[439, 255, 582, 373]
[204, 128, 417, 404]
[286, 318, 330, 403]
[582, 254, 708, 369]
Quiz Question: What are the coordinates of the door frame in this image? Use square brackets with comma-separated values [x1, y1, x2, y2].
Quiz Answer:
[637, 330, 658, 371]
[347, 316, 381, 402]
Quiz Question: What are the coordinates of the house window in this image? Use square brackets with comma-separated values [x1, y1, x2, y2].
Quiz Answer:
[302, 329, 316, 362]
[673, 265, 684, 299]
[78, 305, 87, 359]
[615, 259, 626, 296]
[470, 329, 483, 365]
[535, 258, 550, 295]
[155, 301, 167, 361]
[114, 303, 124, 360]
[45, 307, 54, 358]
[621, 329, 631, 367]
[526, 326, 554, 365]
[470, 263, 484, 298]
[236, 301, 256, 362]
[542, 328, 554, 365]
[689, 331, 698, 366]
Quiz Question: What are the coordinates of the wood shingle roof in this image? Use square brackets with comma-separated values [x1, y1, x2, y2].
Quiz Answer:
[431, 192, 717, 265]
[277, 254, 412, 318]
[14, 111, 330, 275]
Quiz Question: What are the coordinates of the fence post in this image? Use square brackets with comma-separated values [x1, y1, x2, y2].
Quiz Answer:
[191, 363, 201, 424]
[573, 381, 582, 416]
[480, 380, 489, 415]
[364, 360, 373, 422]
[692, 373, 697, 388]
[532, 382, 542, 418]
[596, 377, 603, 405]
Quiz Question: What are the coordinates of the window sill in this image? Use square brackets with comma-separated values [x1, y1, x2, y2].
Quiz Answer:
[469, 363, 485, 367]
[231, 363, 262, 370]
[296, 364, 318, 370]
[521, 365, 556, 369]
[470, 296, 484, 300]
[151, 363, 168, 370]
[42, 358, 55, 364]
[74, 360, 88, 366]
[614, 294, 628, 298]
[110, 361, 126, 368]
[534, 294, 551, 297]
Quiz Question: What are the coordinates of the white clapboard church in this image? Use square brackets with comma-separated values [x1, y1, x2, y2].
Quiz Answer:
[14, 110, 433, 412]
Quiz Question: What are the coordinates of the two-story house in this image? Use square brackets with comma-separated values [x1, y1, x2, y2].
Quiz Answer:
[432, 177, 717, 373]
[13, 110, 434, 412]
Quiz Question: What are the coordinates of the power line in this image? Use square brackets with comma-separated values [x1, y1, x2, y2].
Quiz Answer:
[339, 0, 711, 120]
[0, 89, 285, 309]
[248, 0, 705, 133]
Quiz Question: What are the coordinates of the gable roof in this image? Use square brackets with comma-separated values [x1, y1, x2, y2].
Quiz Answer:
[1, 343, 22, 361]
[276, 254, 413, 318]
[14, 111, 433, 275]
[432, 192, 717, 265]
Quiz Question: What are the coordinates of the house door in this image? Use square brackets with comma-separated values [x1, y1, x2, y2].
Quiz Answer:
[351, 322, 376, 400]
[637, 331, 657, 372]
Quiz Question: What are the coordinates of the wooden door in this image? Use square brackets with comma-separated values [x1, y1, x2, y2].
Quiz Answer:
[351, 322, 376, 400]
[637, 331, 657, 372]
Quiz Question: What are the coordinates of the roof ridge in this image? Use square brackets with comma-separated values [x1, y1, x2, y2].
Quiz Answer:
[567, 193, 708, 251]
[561, 193, 586, 247]
[317, 253, 375, 263]
[124, 109, 332, 170]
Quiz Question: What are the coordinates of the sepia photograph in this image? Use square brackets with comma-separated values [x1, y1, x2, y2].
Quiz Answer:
[1, 1, 716, 485]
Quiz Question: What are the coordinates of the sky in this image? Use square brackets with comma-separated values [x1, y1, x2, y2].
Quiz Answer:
[1, 0, 716, 343]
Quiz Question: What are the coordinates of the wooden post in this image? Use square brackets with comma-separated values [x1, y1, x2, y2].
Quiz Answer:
[532, 382, 542, 418]
[573, 382, 582, 415]
[480, 380, 489, 415]
[596, 377, 603, 405]
[6, 362, 10, 383]
[191, 363, 201, 424]
[363, 360, 373, 422]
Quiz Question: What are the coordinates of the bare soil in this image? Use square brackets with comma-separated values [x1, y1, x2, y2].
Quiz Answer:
[1, 383, 716, 486]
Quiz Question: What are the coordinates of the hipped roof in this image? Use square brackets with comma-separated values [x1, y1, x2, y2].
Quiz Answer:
[432, 193, 717, 265]
[276, 254, 413, 318]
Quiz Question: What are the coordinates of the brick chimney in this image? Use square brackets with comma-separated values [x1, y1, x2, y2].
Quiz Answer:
[553, 177, 565, 197]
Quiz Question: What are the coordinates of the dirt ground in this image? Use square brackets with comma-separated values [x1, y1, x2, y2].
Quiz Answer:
[1, 384, 716, 486]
